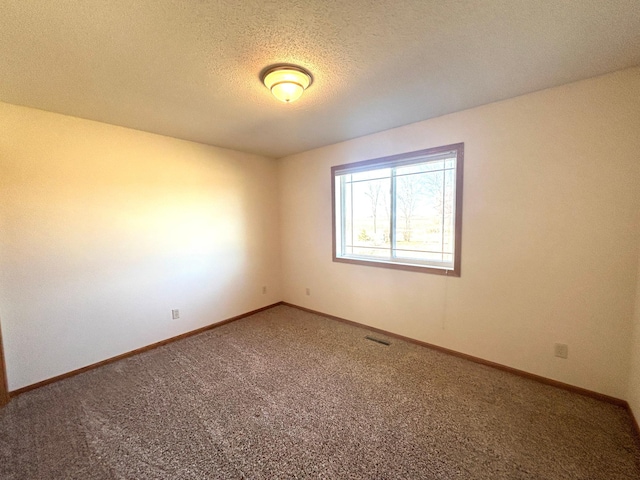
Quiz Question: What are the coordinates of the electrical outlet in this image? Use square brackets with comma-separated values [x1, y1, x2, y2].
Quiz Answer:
[172, 309, 180, 320]
[305, 288, 311, 296]
[554, 343, 568, 359]
[262, 286, 267, 294]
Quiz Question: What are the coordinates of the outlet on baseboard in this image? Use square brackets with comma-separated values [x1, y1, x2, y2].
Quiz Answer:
[172, 309, 180, 320]
[305, 288, 311, 296]
[554, 343, 568, 359]
[262, 286, 267, 294]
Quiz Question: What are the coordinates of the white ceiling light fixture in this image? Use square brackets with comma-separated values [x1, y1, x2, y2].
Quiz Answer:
[261, 65, 312, 103]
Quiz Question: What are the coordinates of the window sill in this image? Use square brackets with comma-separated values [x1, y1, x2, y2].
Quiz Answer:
[333, 255, 460, 276]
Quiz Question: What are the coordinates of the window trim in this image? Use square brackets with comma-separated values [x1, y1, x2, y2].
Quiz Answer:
[331, 143, 464, 276]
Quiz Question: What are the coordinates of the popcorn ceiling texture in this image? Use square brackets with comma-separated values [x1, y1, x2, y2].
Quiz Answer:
[1, 306, 638, 479]
[1, 0, 639, 157]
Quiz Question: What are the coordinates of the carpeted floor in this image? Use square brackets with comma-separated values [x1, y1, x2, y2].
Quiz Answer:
[1, 305, 639, 479]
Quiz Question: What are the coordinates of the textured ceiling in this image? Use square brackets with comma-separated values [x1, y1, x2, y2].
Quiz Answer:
[1, 1, 640, 158]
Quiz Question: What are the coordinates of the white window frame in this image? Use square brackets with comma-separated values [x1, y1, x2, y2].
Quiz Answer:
[331, 143, 464, 276]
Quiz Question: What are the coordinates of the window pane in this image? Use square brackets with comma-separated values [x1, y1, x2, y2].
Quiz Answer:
[392, 167, 455, 265]
[346, 176, 391, 252]
[342, 175, 353, 255]
[394, 170, 437, 244]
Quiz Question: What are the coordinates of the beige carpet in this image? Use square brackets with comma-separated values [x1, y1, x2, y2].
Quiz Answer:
[1, 305, 639, 479]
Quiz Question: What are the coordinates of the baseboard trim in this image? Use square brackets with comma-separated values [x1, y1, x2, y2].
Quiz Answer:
[0, 322, 9, 407]
[630, 407, 640, 445]
[9, 302, 284, 398]
[282, 302, 629, 408]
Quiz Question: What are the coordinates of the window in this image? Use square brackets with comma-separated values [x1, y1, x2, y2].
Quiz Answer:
[332, 143, 463, 276]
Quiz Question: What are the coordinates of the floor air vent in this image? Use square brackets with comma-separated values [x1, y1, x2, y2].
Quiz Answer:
[365, 335, 391, 346]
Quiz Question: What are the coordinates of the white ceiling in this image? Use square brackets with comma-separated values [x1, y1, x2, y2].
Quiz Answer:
[1, 1, 639, 158]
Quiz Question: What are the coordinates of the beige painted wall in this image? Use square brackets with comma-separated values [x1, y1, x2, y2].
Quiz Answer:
[0, 102, 282, 391]
[628, 251, 640, 422]
[278, 68, 640, 399]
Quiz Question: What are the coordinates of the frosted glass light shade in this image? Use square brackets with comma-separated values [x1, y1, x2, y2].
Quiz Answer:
[262, 66, 312, 103]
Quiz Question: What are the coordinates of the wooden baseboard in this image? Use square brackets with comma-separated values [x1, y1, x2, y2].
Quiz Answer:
[282, 302, 629, 408]
[9, 302, 284, 398]
[630, 406, 640, 445]
[0, 322, 9, 407]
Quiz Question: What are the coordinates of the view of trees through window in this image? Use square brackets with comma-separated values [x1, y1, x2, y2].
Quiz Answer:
[333, 144, 463, 273]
